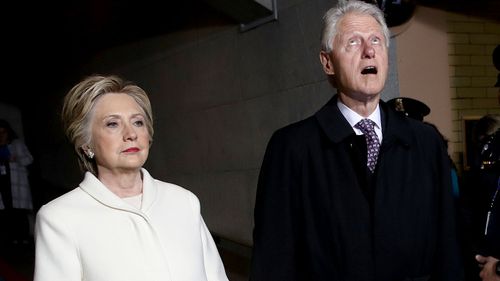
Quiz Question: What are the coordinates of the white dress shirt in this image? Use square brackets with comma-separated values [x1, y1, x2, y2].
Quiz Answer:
[337, 100, 383, 143]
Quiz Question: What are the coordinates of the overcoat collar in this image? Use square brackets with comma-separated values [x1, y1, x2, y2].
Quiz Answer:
[78, 168, 157, 218]
[315, 94, 413, 147]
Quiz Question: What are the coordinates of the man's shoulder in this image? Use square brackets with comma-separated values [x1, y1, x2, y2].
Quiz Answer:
[385, 105, 441, 138]
[408, 119, 443, 141]
[386, 113, 446, 155]
[271, 116, 320, 144]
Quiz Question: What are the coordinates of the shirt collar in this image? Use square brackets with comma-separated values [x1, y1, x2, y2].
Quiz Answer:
[337, 99, 382, 129]
[337, 99, 382, 141]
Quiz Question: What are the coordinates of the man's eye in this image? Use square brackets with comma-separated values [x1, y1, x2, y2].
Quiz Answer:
[372, 37, 380, 44]
[348, 39, 360, 46]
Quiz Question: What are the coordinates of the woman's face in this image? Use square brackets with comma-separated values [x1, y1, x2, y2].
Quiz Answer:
[89, 93, 150, 175]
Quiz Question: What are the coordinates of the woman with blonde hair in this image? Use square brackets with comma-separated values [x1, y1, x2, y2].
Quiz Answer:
[34, 74, 228, 281]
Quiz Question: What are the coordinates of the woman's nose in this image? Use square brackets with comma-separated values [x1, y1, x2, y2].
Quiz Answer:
[123, 124, 138, 141]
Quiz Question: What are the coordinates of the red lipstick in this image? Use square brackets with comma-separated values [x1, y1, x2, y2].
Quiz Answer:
[123, 147, 140, 153]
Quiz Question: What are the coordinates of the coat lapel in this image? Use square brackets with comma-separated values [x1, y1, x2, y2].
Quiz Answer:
[315, 95, 413, 148]
[315, 95, 355, 144]
[78, 169, 157, 219]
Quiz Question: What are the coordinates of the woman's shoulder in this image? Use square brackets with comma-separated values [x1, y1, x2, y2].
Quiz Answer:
[153, 179, 197, 200]
[151, 180, 201, 218]
[142, 168, 194, 196]
[142, 169, 201, 213]
[37, 187, 87, 217]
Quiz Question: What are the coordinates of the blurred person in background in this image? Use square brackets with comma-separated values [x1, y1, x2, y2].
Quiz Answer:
[0, 118, 34, 247]
[461, 114, 500, 281]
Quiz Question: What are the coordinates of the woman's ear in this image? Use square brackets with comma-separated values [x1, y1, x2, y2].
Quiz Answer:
[81, 145, 95, 159]
[319, 51, 336, 75]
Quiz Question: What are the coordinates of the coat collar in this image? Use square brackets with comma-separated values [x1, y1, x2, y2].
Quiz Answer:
[315, 95, 413, 147]
[78, 168, 157, 216]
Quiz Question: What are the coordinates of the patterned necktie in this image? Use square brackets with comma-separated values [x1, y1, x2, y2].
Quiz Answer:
[355, 119, 380, 173]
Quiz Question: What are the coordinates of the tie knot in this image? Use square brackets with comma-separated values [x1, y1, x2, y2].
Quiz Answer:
[355, 119, 375, 133]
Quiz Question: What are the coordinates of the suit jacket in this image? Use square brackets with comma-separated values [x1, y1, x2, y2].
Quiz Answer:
[250, 95, 460, 281]
[34, 168, 228, 281]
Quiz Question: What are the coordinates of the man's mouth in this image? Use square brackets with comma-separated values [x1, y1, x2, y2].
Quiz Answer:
[361, 66, 378, 75]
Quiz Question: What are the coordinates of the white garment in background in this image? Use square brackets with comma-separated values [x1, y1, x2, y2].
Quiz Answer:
[0, 138, 34, 210]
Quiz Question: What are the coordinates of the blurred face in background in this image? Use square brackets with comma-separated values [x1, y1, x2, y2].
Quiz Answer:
[89, 93, 150, 175]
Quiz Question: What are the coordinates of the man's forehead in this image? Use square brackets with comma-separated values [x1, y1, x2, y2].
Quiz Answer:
[338, 14, 381, 31]
[336, 15, 383, 38]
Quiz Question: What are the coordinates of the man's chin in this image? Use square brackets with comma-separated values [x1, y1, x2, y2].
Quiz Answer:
[338, 91, 381, 107]
[359, 84, 385, 97]
[352, 88, 383, 98]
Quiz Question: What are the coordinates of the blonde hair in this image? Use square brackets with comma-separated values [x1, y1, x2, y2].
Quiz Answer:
[61, 75, 154, 175]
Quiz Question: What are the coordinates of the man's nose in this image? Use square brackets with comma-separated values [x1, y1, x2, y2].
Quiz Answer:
[362, 43, 375, 58]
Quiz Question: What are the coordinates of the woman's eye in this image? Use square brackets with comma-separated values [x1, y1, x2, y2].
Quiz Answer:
[134, 120, 144, 127]
[106, 121, 118, 128]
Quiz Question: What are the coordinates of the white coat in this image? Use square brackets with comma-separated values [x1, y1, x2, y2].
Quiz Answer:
[34, 168, 228, 281]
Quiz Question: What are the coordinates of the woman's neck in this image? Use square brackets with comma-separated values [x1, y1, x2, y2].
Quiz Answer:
[97, 168, 143, 198]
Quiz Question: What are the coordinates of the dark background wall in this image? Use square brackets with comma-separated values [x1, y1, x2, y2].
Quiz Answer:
[1, 0, 498, 246]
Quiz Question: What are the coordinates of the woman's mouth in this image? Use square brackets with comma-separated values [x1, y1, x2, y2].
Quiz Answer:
[123, 147, 140, 153]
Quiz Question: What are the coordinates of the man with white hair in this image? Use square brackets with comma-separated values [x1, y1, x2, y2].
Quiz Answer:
[250, 1, 461, 280]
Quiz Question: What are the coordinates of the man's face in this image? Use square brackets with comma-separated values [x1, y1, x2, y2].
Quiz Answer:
[321, 12, 388, 101]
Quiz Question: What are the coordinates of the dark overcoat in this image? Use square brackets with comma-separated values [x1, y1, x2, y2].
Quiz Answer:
[250, 95, 461, 281]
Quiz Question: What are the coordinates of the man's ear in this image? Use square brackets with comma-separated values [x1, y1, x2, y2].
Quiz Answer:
[319, 51, 335, 75]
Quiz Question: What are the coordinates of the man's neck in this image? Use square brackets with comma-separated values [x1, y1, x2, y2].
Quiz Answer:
[338, 92, 380, 117]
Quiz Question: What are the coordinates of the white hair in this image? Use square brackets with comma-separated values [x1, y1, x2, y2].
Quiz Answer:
[320, 0, 390, 53]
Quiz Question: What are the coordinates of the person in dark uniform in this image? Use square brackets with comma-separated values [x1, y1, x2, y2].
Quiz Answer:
[249, 1, 461, 280]
[474, 127, 500, 280]
[462, 114, 500, 281]
[386, 97, 430, 121]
